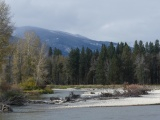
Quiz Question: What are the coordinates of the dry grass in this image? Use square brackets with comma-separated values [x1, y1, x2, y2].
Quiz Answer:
[124, 84, 150, 97]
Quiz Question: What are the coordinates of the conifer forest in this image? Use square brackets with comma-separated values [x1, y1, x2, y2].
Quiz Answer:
[2, 36, 160, 86]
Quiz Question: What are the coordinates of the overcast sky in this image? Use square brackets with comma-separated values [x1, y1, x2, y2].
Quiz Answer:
[5, 0, 160, 46]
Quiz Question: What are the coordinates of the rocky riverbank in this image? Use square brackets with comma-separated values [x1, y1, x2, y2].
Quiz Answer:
[1, 84, 160, 112]
[20, 85, 151, 105]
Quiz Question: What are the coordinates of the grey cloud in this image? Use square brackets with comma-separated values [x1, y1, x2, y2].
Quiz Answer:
[5, 0, 160, 46]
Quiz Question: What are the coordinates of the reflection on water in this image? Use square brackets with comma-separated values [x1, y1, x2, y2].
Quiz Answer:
[40, 89, 86, 100]
[26, 89, 86, 101]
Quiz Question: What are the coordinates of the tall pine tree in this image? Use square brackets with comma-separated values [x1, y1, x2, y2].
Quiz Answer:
[96, 44, 108, 85]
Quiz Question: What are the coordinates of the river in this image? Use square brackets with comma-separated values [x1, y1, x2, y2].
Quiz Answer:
[1, 89, 160, 120]
[1, 105, 160, 120]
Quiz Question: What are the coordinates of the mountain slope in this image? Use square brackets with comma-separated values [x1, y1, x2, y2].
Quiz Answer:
[13, 26, 114, 55]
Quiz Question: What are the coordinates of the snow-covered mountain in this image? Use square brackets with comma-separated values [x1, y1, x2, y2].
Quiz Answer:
[13, 26, 115, 55]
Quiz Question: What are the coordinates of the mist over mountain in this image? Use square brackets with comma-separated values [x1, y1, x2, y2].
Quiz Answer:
[13, 26, 115, 55]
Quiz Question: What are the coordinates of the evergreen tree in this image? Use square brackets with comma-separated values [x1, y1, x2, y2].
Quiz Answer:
[68, 48, 80, 84]
[53, 47, 62, 56]
[87, 50, 99, 84]
[149, 42, 154, 54]
[115, 43, 124, 83]
[139, 40, 145, 55]
[108, 42, 115, 59]
[145, 42, 149, 54]
[134, 55, 146, 84]
[121, 44, 134, 83]
[116, 42, 124, 56]
[108, 55, 121, 84]
[96, 44, 108, 84]
[150, 56, 158, 84]
[52, 55, 66, 85]
[115, 43, 120, 55]
[46, 47, 53, 83]
[133, 40, 139, 56]
[154, 39, 160, 54]
[79, 47, 86, 84]
[48, 47, 53, 57]
[85, 47, 92, 84]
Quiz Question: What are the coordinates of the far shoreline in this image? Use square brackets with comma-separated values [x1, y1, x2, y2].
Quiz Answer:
[32, 88, 160, 109]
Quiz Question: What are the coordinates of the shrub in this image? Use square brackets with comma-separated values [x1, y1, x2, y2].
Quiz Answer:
[3, 84, 23, 98]
[24, 86, 53, 95]
[36, 86, 54, 94]
[124, 84, 150, 97]
[20, 77, 37, 90]
[42, 87, 54, 94]
[0, 81, 11, 93]
[1, 84, 26, 106]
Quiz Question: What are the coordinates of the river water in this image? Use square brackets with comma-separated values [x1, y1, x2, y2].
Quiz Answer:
[1, 105, 160, 120]
[1, 89, 160, 120]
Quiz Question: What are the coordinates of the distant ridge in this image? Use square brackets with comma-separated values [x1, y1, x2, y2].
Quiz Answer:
[13, 26, 116, 55]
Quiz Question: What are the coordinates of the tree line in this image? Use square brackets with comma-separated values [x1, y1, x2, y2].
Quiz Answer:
[48, 39, 160, 85]
[2, 34, 160, 86]
[1, 0, 160, 87]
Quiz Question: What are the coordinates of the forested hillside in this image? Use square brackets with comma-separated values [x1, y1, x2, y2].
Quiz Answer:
[1, 0, 160, 89]
[13, 26, 114, 55]
[47, 39, 160, 85]
[2, 35, 160, 86]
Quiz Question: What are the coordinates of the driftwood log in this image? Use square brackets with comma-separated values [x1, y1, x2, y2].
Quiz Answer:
[50, 97, 61, 101]
[65, 92, 80, 102]
[6, 95, 27, 106]
[0, 104, 13, 112]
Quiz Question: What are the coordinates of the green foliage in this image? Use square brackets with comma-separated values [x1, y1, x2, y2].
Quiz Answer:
[51, 54, 67, 85]
[154, 40, 160, 54]
[96, 44, 108, 85]
[108, 55, 121, 84]
[79, 47, 86, 84]
[20, 78, 53, 94]
[3, 25, 160, 87]
[0, 0, 13, 71]
[24, 87, 53, 94]
[53, 47, 62, 56]
[108, 42, 115, 59]
[121, 44, 134, 83]
[41, 87, 54, 94]
[20, 77, 37, 90]
[48, 47, 53, 57]
[68, 48, 80, 84]
[3, 0, 160, 92]
[8, 39, 160, 86]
